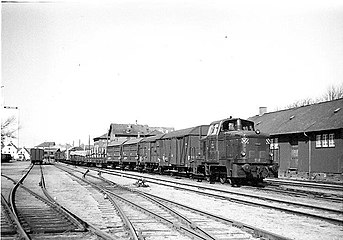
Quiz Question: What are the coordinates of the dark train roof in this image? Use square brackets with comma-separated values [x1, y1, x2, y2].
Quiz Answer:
[141, 134, 165, 143]
[248, 98, 343, 135]
[122, 138, 144, 145]
[161, 125, 209, 139]
[108, 139, 127, 147]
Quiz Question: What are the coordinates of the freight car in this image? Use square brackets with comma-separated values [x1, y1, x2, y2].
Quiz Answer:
[30, 148, 44, 165]
[1, 153, 12, 163]
[61, 117, 278, 185]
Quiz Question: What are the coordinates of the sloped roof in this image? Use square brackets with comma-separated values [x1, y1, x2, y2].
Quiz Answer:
[123, 138, 144, 145]
[93, 133, 108, 141]
[141, 134, 165, 143]
[248, 98, 343, 135]
[35, 142, 55, 148]
[108, 139, 128, 147]
[6, 142, 18, 149]
[108, 124, 153, 137]
[69, 146, 84, 151]
[108, 123, 172, 137]
[162, 125, 209, 139]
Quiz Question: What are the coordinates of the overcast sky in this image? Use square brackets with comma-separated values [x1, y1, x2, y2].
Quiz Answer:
[2, 0, 343, 148]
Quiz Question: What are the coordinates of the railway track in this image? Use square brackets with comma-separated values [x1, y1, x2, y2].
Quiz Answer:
[265, 178, 343, 192]
[264, 178, 343, 202]
[1, 194, 20, 239]
[3, 164, 114, 240]
[248, 184, 343, 203]
[57, 164, 291, 240]
[72, 165, 343, 226]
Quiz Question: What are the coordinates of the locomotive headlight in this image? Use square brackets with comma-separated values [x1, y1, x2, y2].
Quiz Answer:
[241, 151, 246, 157]
[269, 152, 273, 157]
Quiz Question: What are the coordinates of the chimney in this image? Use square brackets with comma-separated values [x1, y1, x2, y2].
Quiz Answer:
[259, 107, 267, 116]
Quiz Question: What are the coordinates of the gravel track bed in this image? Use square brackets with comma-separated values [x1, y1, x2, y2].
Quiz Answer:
[4, 162, 341, 240]
[43, 165, 129, 239]
[103, 169, 343, 211]
[95, 169, 342, 240]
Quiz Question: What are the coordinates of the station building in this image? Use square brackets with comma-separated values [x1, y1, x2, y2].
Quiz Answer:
[249, 98, 343, 180]
[35, 141, 59, 163]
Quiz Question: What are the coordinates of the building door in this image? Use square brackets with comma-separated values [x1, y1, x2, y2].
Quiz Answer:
[290, 142, 299, 170]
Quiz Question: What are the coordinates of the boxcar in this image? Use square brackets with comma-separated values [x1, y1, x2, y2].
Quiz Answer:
[121, 138, 143, 170]
[1, 153, 12, 163]
[107, 139, 127, 169]
[30, 148, 44, 165]
[158, 125, 209, 175]
[138, 134, 165, 172]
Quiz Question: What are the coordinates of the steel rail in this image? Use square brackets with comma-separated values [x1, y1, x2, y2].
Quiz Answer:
[1, 194, 30, 240]
[55, 166, 141, 240]
[136, 190, 292, 240]
[265, 178, 343, 191]
[59, 164, 292, 240]
[38, 165, 115, 240]
[58, 165, 214, 240]
[99, 176, 216, 240]
[96, 168, 343, 214]
[38, 165, 86, 231]
[7, 164, 34, 240]
[59, 164, 343, 226]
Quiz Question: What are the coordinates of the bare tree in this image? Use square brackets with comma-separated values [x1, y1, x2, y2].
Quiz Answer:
[1, 116, 19, 145]
[280, 83, 343, 111]
[321, 83, 343, 101]
[285, 98, 314, 109]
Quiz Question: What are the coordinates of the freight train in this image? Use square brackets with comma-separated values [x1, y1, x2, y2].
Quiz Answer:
[57, 117, 279, 185]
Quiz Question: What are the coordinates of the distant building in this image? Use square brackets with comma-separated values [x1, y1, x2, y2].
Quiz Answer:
[92, 133, 108, 157]
[107, 123, 174, 142]
[17, 147, 31, 161]
[1, 142, 18, 159]
[35, 142, 59, 162]
[249, 98, 343, 180]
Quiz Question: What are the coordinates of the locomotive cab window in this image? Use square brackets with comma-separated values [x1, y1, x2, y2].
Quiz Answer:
[222, 120, 237, 131]
[222, 119, 255, 132]
[207, 123, 220, 136]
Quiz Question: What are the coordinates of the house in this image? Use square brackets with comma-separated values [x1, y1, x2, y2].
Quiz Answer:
[35, 142, 58, 162]
[1, 142, 18, 159]
[248, 98, 343, 180]
[107, 123, 174, 142]
[17, 147, 31, 161]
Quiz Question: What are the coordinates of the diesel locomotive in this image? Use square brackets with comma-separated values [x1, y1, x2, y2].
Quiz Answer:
[57, 117, 278, 185]
[192, 117, 278, 185]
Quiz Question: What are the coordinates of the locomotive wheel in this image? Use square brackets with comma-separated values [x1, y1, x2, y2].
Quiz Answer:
[228, 178, 238, 187]
[219, 177, 226, 184]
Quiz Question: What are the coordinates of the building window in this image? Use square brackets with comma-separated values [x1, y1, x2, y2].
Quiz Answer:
[329, 134, 335, 147]
[270, 138, 279, 150]
[322, 134, 328, 147]
[316, 133, 335, 148]
[316, 135, 321, 148]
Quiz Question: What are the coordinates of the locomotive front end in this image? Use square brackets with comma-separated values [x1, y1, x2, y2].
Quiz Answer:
[237, 131, 279, 181]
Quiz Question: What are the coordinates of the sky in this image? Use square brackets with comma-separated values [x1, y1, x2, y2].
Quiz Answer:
[1, 0, 343, 148]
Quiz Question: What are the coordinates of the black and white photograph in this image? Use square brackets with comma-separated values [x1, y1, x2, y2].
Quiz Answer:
[1, 0, 343, 239]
